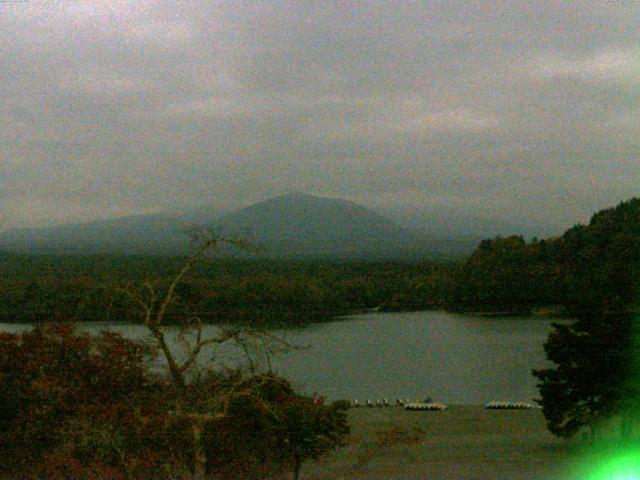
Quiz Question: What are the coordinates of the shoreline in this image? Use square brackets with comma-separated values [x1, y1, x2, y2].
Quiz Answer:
[304, 405, 579, 480]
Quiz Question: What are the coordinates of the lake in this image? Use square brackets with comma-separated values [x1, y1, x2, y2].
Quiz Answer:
[0, 310, 562, 405]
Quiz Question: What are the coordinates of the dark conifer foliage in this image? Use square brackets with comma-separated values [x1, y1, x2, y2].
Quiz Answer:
[446, 235, 565, 312]
[533, 198, 640, 438]
[0, 259, 452, 326]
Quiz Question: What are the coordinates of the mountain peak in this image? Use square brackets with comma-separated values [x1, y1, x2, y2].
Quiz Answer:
[278, 191, 313, 199]
[210, 192, 422, 258]
[268, 192, 330, 203]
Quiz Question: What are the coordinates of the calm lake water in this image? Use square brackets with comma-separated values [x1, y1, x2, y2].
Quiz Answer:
[0, 310, 562, 405]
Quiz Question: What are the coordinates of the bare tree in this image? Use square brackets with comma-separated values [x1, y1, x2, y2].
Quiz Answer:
[123, 229, 289, 479]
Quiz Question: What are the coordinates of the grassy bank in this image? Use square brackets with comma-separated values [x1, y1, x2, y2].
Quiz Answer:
[303, 406, 583, 480]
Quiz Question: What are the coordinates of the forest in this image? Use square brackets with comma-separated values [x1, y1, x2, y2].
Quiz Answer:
[447, 197, 640, 316]
[0, 256, 454, 326]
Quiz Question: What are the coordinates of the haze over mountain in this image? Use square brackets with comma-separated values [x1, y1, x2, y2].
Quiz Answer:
[0, 213, 192, 256]
[0, 193, 487, 259]
[374, 204, 566, 240]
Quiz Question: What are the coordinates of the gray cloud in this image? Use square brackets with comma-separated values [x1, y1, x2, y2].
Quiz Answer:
[1, 0, 639, 231]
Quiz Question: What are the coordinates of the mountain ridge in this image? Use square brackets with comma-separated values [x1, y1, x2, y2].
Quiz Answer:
[0, 193, 479, 258]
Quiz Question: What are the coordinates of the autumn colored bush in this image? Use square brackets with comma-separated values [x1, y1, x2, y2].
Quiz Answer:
[0, 324, 350, 479]
[200, 371, 349, 479]
[0, 323, 186, 479]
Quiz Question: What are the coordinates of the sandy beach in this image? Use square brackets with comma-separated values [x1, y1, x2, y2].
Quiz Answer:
[303, 406, 581, 480]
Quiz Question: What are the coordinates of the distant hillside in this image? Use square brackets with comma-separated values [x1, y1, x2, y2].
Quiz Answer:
[0, 193, 477, 259]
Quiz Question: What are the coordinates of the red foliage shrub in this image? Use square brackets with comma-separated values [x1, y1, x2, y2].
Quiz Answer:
[0, 323, 178, 479]
[0, 324, 349, 479]
[202, 372, 350, 479]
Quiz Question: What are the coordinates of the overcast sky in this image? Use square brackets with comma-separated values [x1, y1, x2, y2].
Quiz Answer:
[1, 0, 639, 231]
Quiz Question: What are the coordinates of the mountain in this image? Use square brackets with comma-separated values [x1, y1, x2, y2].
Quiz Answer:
[211, 192, 429, 258]
[0, 193, 476, 259]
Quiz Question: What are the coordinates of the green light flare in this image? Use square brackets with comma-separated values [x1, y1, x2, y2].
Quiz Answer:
[581, 448, 640, 480]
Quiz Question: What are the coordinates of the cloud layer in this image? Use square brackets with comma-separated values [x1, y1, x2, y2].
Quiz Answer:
[2, 0, 639, 231]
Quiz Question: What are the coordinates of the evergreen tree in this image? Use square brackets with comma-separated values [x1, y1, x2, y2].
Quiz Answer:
[533, 198, 640, 439]
[533, 305, 638, 438]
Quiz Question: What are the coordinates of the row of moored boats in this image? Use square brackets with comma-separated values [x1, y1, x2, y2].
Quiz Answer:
[350, 398, 434, 408]
[350, 398, 533, 411]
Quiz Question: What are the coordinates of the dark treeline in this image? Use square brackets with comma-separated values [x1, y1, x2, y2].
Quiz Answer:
[0, 256, 455, 326]
[445, 235, 566, 313]
[447, 197, 640, 316]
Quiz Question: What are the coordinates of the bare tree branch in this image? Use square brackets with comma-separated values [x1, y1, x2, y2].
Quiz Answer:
[120, 229, 295, 479]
